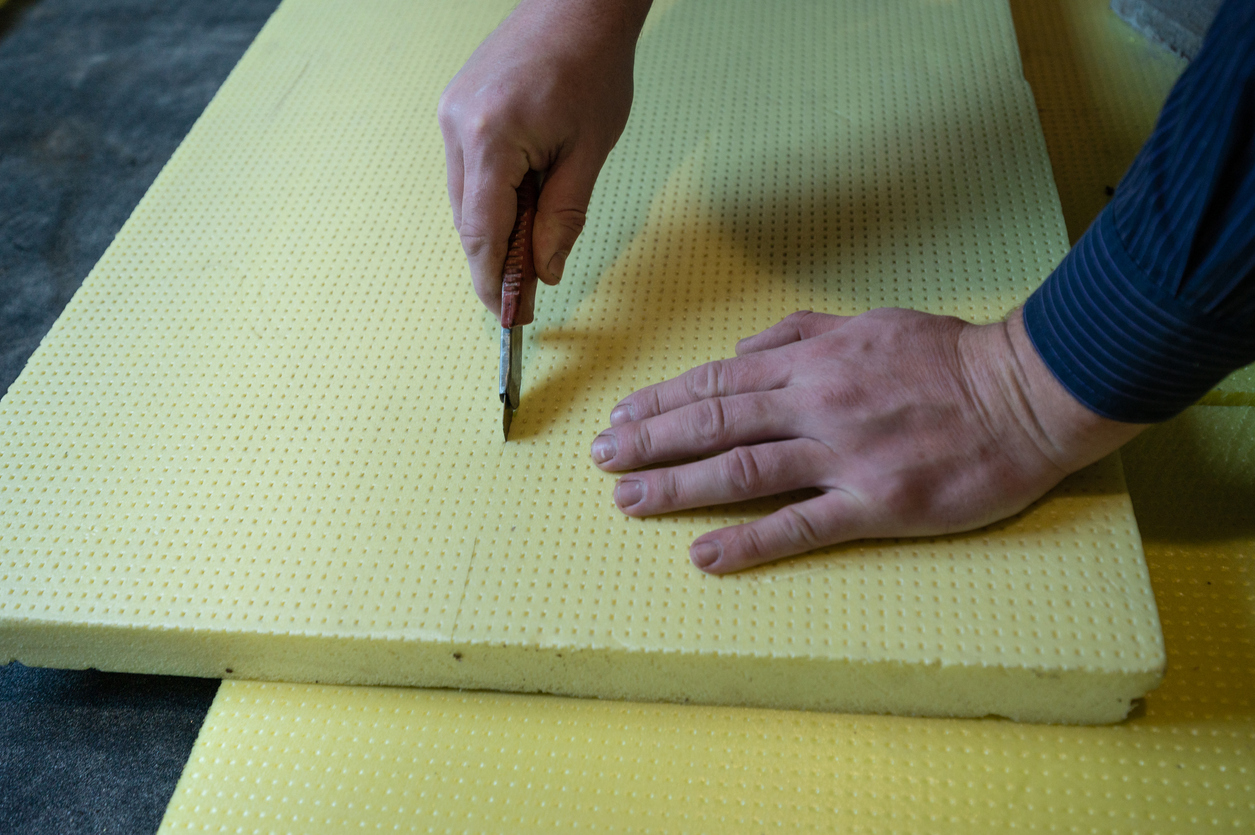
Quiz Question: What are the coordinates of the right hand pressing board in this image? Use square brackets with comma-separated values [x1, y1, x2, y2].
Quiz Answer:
[590, 308, 1149, 573]
[438, 0, 652, 323]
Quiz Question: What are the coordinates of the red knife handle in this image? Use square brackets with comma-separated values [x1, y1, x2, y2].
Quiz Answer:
[500, 171, 540, 328]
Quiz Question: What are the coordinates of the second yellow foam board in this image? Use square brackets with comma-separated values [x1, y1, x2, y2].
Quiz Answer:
[160, 406, 1254, 832]
[0, 0, 1163, 723]
[1009, 0, 1186, 246]
[1206, 365, 1255, 406]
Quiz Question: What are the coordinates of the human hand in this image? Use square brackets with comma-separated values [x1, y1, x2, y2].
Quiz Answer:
[438, 0, 651, 323]
[591, 307, 1147, 573]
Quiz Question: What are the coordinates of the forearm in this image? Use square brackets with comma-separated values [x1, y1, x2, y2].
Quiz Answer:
[507, 0, 654, 49]
[977, 308, 1148, 476]
[1022, 0, 1255, 422]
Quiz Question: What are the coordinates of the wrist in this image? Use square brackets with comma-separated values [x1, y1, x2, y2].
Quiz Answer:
[995, 307, 1147, 474]
[512, 0, 653, 54]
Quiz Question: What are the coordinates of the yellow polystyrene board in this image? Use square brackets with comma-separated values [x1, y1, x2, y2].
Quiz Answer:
[1205, 364, 1255, 405]
[156, 680, 1251, 835]
[0, 0, 1164, 723]
[1008, 0, 1187, 245]
[156, 406, 1255, 834]
[1122, 406, 1255, 549]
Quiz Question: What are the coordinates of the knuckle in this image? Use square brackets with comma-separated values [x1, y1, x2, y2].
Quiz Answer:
[690, 399, 731, 447]
[780, 505, 823, 551]
[458, 221, 499, 259]
[654, 469, 681, 506]
[722, 446, 764, 496]
[685, 359, 728, 401]
[436, 91, 457, 129]
[784, 309, 813, 327]
[464, 112, 496, 145]
[797, 310, 827, 335]
[632, 420, 658, 461]
[543, 206, 587, 236]
[437, 94, 495, 142]
[459, 232, 492, 260]
[681, 367, 708, 402]
[733, 524, 769, 564]
[439, 97, 500, 149]
[638, 388, 664, 421]
[779, 309, 826, 341]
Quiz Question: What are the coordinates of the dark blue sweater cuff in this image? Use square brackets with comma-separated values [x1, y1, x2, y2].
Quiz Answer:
[1023, 206, 1255, 423]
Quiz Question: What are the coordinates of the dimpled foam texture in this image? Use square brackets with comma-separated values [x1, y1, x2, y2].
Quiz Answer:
[163, 404, 1255, 831]
[0, 0, 1164, 723]
[155, 6, 1253, 831]
[1011, 0, 1186, 246]
[157, 404, 1255, 833]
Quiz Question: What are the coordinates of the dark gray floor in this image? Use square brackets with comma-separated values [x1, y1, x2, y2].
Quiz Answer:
[0, 664, 221, 834]
[0, 1, 279, 832]
[1110, 0, 1223, 59]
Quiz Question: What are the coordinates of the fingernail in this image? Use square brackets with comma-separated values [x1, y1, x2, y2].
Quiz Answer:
[591, 432, 617, 464]
[614, 479, 644, 509]
[609, 405, 633, 425]
[547, 251, 568, 280]
[690, 541, 721, 569]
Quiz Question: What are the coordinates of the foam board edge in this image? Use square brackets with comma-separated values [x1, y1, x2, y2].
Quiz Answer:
[0, 619, 1163, 724]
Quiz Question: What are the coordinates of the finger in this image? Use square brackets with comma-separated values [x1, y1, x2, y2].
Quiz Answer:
[532, 147, 605, 285]
[460, 154, 530, 317]
[734, 310, 847, 356]
[612, 438, 830, 517]
[437, 94, 466, 232]
[689, 490, 868, 574]
[592, 391, 796, 471]
[609, 354, 791, 427]
[443, 139, 465, 233]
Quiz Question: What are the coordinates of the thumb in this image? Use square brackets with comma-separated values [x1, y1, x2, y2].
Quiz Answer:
[532, 149, 604, 285]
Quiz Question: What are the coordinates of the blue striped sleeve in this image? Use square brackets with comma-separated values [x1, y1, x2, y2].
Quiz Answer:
[1022, 0, 1255, 423]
